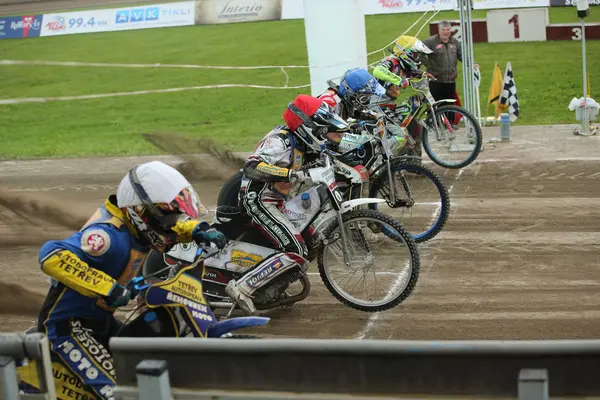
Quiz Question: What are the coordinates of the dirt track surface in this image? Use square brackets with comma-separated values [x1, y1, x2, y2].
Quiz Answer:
[1, 124, 600, 339]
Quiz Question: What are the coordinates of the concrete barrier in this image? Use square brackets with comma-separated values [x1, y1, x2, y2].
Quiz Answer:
[110, 338, 600, 398]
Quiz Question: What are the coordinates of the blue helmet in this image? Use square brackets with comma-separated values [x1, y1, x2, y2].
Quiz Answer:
[339, 68, 386, 100]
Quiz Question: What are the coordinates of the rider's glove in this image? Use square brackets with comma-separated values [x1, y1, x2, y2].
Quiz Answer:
[399, 78, 409, 89]
[290, 170, 310, 184]
[350, 122, 366, 135]
[192, 222, 228, 249]
[105, 284, 133, 308]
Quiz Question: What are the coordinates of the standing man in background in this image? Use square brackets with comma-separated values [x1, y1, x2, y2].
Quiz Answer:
[422, 20, 479, 103]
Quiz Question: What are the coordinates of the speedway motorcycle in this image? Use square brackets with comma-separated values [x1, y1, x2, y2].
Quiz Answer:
[378, 73, 483, 169]
[217, 112, 450, 243]
[145, 150, 421, 314]
[18, 245, 269, 399]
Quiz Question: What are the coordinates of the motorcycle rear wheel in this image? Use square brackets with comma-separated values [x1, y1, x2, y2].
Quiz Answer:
[369, 159, 450, 243]
[423, 104, 483, 169]
[217, 170, 243, 208]
[317, 209, 420, 312]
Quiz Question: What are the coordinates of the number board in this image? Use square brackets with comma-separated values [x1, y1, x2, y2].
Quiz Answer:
[428, 19, 489, 43]
[487, 8, 549, 43]
[546, 23, 600, 41]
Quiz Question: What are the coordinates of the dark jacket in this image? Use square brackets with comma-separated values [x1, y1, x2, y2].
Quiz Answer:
[422, 34, 462, 83]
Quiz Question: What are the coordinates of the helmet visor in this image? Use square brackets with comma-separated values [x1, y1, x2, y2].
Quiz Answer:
[313, 103, 350, 132]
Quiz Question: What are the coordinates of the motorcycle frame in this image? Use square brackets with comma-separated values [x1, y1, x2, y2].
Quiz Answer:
[375, 76, 457, 146]
[161, 152, 386, 309]
[128, 247, 270, 337]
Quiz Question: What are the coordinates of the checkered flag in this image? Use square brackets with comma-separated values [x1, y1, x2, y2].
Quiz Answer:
[499, 62, 519, 122]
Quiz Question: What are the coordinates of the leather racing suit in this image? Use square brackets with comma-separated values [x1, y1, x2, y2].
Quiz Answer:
[19, 195, 204, 400]
[226, 125, 311, 313]
[373, 56, 425, 156]
[317, 88, 381, 200]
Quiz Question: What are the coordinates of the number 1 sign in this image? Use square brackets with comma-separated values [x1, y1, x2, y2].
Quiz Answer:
[487, 8, 549, 42]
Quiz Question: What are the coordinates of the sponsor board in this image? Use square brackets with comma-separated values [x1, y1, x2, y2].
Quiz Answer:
[40, 1, 194, 37]
[472, 0, 549, 9]
[195, 0, 282, 24]
[281, 0, 455, 19]
[550, 0, 600, 5]
[114, 1, 194, 30]
[0, 15, 42, 40]
[364, 0, 455, 14]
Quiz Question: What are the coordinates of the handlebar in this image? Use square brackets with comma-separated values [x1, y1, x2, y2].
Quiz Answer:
[129, 243, 219, 295]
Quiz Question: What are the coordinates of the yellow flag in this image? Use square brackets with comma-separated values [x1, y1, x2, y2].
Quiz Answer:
[487, 63, 507, 118]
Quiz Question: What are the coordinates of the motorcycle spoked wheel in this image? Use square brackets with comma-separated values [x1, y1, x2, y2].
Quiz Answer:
[422, 104, 483, 169]
[368, 158, 450, 243]
[316, 209, 420, 312]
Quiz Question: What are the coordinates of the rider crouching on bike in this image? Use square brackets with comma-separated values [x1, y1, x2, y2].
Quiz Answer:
[372, 35, 434, 157]
[23, 161, 227, 400]
[225, 94, 350, 315]
[318, 67, 385, 122]
[317, 67, 392, 201]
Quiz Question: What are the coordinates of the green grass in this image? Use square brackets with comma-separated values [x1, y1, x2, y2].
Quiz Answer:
[0, 7, 599, 159]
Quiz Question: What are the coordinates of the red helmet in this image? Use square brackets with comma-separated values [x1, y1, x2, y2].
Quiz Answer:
[283, 94, 349, 151]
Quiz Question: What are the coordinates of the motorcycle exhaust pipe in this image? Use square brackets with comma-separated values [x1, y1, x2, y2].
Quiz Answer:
[210, 301, 234, 309]
[256, 275, 311, 310]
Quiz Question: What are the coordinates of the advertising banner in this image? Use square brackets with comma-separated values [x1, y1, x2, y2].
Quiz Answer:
[40, 1, 195, 37]
[113, 1, 194, 30]
[0, 15, 43, 40]
[281, 0, 457, 19]
[364, 0, 456, 15]
[550, 0, 599, 5]
[472, 0, 549, 9]
[41, 9, 114, 36]
[195, 0, 282, 24]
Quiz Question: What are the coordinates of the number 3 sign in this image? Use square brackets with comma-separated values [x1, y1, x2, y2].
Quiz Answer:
[487, 8, 549, 43]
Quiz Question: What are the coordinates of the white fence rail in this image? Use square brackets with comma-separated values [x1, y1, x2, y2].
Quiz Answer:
[109, 337, 600, 400]
[3, 334, 600, 399]
[0, 332, 55, 399]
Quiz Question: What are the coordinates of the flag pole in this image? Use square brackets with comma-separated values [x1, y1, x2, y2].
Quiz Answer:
[475, 69, 482, 125]
[458, 0, 477, 118]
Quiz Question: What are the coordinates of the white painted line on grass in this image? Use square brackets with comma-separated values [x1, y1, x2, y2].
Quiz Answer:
[0, 59, 309, 70]
[355, 167, 466, 340]
[0, 83, 310, 105]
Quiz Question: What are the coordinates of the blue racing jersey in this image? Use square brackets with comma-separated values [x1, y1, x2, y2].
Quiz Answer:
[37, 195, 150, 330]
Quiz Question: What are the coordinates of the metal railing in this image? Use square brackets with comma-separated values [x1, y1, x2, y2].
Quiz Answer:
[0, 332, 55, 399]
[110, 338, 600, 400]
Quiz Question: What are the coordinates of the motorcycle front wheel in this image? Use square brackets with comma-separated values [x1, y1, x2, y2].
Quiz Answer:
[422, 104, 483, 169]
[317, 209, 420, 312]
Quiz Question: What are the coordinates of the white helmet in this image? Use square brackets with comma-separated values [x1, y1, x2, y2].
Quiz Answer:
[117, 161, 207, 251]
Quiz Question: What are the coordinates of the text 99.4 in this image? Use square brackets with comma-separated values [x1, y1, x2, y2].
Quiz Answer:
[69, 17, 107, 28]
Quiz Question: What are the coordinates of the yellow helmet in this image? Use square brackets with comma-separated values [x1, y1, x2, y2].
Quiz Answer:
[391, 35, 433, 71]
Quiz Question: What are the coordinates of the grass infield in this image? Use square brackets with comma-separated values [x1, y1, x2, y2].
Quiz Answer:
[0, 7, 598, 158]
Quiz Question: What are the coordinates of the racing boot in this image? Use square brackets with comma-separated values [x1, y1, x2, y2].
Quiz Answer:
[225, 252, 308, 315]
